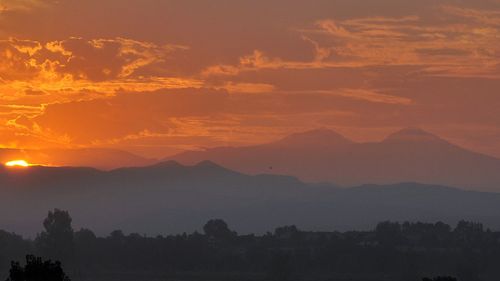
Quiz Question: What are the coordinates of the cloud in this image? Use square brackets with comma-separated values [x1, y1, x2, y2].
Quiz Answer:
[44, 37, 188, 81]
[12, 89, 231, 144]
[441, 5, 500, 26]
[0, 38, 43, 81]
[216, 82, 276, 94]
[0, 37, 188, 82]
[1, 86, 418, 150]
[203, 6, 500, 79]
[328, 89, 414, 105]
[0, 0, 50, 13]
[0, 37, 201, 103]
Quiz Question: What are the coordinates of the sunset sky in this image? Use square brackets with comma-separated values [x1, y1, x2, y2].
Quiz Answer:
[1, 0, 499, 158]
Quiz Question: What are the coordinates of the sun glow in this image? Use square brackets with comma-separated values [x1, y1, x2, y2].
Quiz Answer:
[5, 160, 30, 167]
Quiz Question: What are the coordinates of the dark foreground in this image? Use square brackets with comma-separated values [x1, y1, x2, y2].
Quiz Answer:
[1, 210, 499, 281]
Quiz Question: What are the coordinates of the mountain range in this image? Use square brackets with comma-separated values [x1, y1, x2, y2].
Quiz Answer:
[0, 148, 156, 170]
[2, 161, 500, 236]
[5, 128, 499, 192]
[169, 128, 500, 192]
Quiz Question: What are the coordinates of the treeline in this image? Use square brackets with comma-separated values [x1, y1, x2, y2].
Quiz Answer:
[2, 209, 500, 281]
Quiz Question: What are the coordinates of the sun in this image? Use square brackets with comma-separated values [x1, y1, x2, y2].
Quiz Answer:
[5, 160, 30, 167]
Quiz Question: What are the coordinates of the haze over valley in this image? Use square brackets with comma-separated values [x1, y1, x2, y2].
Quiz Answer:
[2, 157, 500, 237]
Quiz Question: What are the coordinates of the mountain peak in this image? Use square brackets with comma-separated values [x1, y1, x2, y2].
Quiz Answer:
[277, 128, 354, 147]
[383, 127, 446, 144]
[194, 160, 224, 168]
[192, 160, 243, 176]
[150, 160, 184, 169]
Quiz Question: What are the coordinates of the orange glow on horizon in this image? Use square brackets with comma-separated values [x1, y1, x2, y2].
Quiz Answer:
[5, 160, 31, 168]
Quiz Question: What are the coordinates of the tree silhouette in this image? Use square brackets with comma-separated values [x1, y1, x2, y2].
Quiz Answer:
[203, 219, 236, 240]
[267, 252, 293, 281]
[6, 255, 70, 281]
[376, 221, 404, 246]
[274, 225, 299, 239]
[3, 214, 500, 280]
[422, 277, 457, 281]
[35, 209, 74, 262]
[454, 220, 484, 245]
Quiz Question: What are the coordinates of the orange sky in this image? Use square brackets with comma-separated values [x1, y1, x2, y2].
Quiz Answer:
[0, 0, 499, 158]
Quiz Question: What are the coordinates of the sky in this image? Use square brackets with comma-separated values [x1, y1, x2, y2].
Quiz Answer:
[0, 0, 499, 158]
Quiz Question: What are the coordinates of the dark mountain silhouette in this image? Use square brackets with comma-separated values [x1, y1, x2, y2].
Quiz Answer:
[2, 161, 500, 236]
[168, 127, 500, 191]
[0, 148, 155, 170]
[383, 127, 447, 143]
[276, 128, 354, 148]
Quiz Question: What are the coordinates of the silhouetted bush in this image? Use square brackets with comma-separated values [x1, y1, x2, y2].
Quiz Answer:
[203, 219, 237, 241]
[422, 277, 457, 281]
[267, 252, 293, 281]
[6, 255, 70, 281]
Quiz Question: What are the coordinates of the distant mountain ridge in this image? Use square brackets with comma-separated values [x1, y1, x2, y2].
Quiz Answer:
[0, 148, 156, 170]
[276, 128, 354, 147]
[2, 161, 500, 237]
[5, 127, 498, 192]
[382, 127, 448, 143]
[168, 128, 500, 192]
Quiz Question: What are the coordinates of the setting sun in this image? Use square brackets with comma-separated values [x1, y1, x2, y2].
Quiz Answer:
[5, 160, 30, 167]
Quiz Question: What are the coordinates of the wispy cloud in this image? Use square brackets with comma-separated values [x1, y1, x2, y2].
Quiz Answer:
[325, 89, 413, 105]
[203, 6, 500, 79]
[0, 37, 201, 101]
